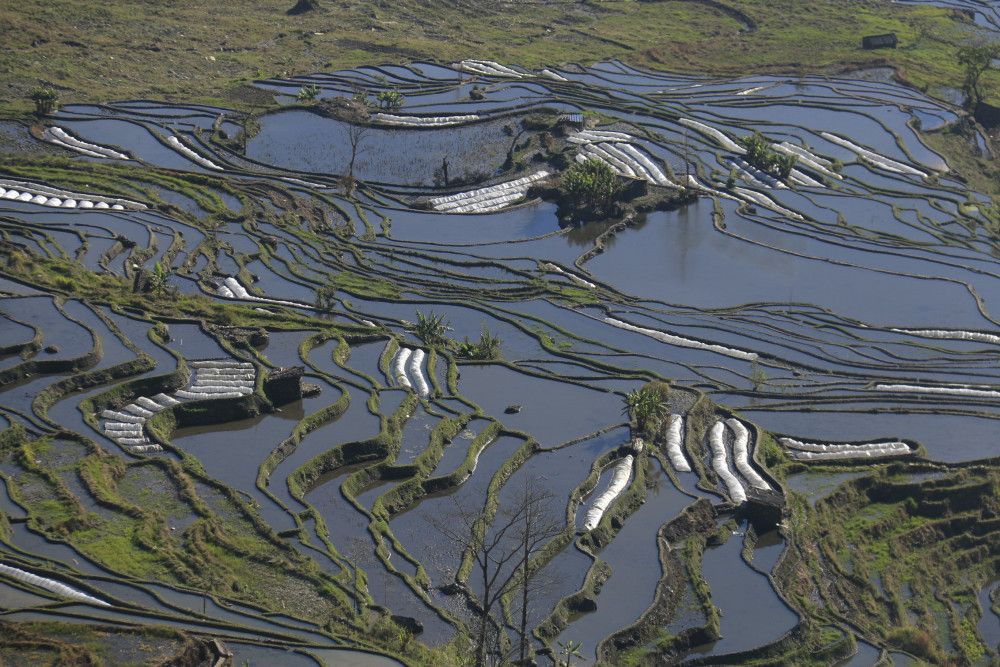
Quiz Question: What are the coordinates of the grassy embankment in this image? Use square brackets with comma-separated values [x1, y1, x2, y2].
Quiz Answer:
[1, 0, 992, 115]
[775, 461, 1000, 665]
[7, 0, 1000, 217]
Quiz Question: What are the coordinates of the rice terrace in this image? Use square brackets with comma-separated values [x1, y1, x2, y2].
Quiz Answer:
[5, 0, 1000, 665]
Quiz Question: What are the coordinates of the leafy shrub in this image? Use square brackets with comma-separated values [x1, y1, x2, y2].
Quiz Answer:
[314, 283, 337, 312]
[457, 327, 502, 361]
[411, 309, 451, 346]
[297, 84, 321, 102]
[740, 131, 797, 179]
[561, 157, 623, 209]
[621, 381, 670, 437]
[376, 89, 404, 110]
[29, 88, 59, 116]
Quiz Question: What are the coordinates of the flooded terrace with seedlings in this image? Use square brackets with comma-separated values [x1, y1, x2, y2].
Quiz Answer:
[3, 55, 1000, 665]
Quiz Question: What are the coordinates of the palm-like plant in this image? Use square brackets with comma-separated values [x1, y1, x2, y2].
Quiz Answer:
[411, 309, 451, 346]
[557, 640, 586, 667]
[297, 85, 321, 102]
[377, 88, 405, 110]
[457, 326, 502, 360]
[740, 131, 797, 179]
[147, 262, 173, 296]
[622, 383, 670, 436]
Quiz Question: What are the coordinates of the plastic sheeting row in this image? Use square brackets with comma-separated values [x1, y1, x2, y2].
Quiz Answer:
[191, 361, 254, 369]
[0, 562, 108, 606]
[392, 347, 431, 397]
[100, 392, 181, 453]
[772, 142, 842, 180]
[567, 130, 635, 144]
[706, 419, 774, 504]
[455, 59, 524, 78]
[732, 187, 804, 221]
[44, 126, 129, 160]
[664, 414, 691, 472]
[603, 316, 758, 361]
[578, 142, 672, 186]
[708, 421, 746, 503]
[890, 328, 1000, 346]
[0, 179, 144, 209]
[820, 132, 927, 178]
[678, 118, 745, 154]
[373, 113, 480, 127]
[0, 179, 143, 211]
[215, 276, 301, 308]
[581, 455, 634, 531]
[167, 135, 223, 171]
[780, 437, 912, 460]
[724, 157, 786, 189]
[726, 419, 772, 491]
[98, 360, 255, 454]
[874, 383, 1000, 399]
[543, 263, 595, 289]
[176, 361, 255, 398]
[430, 171, 550, 214]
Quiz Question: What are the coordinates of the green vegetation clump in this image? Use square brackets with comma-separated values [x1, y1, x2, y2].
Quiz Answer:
[740, 131, 797, 179]
[561, 157, 624, 210]
[456, 326, 502, 361]
[28, 88, 58, 116]
[777, 463, 1000, 665]
[621, 381, 670, 439]
[376, 88, 405, 110]
[410, 309, 452, 346]
[957, 38, 1000, 107]
[297, 84, 321, 102]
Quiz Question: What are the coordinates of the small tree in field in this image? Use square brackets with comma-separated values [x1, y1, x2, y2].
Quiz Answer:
[297, 84, 321, 102]
[29, 88, 59, 116]
[561, 157, 623, 209]
[347, 122, 369, 176]
[314, 283, 337, 312]
[958, 39, 1000, 107]
[741, 131, 796, 179]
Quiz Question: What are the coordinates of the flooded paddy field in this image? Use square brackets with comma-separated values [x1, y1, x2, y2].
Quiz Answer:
[5, 55, 1000, 666]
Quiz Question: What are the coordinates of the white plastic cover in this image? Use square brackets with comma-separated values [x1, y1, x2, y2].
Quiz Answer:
[582, 455, 634, 531]
[708, 421, 746, 504]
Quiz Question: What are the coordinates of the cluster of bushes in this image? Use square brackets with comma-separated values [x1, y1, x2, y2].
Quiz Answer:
[353, 88, 405, 110]
[740, 131, 797, 179]
[411, 310, 504, 361]
[561, 157, 623, 209]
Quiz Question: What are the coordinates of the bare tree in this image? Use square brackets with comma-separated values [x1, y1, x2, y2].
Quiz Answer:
[510, 479, 564, 666]
[430, 478, 564, 667]
[342, 121, 371, 196]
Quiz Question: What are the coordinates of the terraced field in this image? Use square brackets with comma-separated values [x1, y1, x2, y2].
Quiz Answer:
[3, 56, 1000, 666]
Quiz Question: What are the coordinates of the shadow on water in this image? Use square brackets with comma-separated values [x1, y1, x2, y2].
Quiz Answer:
[833, 639, 880, 666]
[978, 579, 1000, 655]
[784, 470, 870, 508]
[698, 519, 797, 656]
[171, 412, 301, 531]
[557, 458, 693, 663]
[249, 113, 517, 186]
